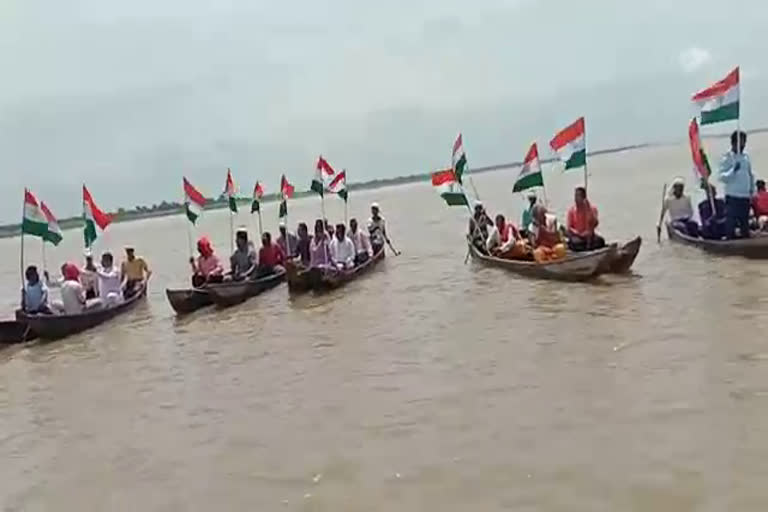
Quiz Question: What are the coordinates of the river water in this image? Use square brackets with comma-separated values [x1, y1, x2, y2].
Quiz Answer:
[2, 136, 768, 511]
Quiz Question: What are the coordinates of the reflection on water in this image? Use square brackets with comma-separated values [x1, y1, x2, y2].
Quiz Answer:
[2, 138, 768, 510]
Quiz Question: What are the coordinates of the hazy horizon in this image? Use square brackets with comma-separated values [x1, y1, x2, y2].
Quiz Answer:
[2, 0, 767, 222]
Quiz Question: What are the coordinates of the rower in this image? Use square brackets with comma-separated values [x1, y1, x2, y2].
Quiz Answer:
[752, 179, 768, 230]
[698, 183, 727, 240]
[658, 178, 699, 237]
[520, 191, 537, 238]
[121, 246, 151, 298]
[368, 202, 388, 254]
[719, 130, 754, 239]
[230, 228, 257, 280]
[190, 236, 224, 287]
[530, 205, 566, 263]
[330, 223, 356, 270]
[348, 218, 372, 265]
[566, 186, 605, 251]
[276, 221, 298, 258]
[256, 231, 285, 277]
[469, 201, 492, 254]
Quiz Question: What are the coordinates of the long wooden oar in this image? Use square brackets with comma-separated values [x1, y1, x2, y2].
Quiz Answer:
[656, 183, 667, 243]
[385, 238, 401, 256]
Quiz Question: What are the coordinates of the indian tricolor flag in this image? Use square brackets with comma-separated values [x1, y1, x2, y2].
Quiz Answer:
[83, 185, 112, 248]
[688, 118, 712, 183]
[22, 189, 49, 239]
[312, 156, 336, 196]
[431, 169, 467, 206]
[550, 117, 586, 171]
[224, 168, 237, 213]
[40, 201, 63, 246]
[513, 143, 545, 193]
[251, 181, 264, 213]
[183, 177, 206, 224]
[327, 170, 348, 201]
[692, 67, 739, 126]
[452, 133, 467, 182]
[279, 174, 294, 219]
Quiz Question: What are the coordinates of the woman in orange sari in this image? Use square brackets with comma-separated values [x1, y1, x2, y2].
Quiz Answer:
[529, 205, 567, 263]
[487, 214, 530, 260]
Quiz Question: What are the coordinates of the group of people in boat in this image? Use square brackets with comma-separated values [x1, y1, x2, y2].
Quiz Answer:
[190, 203, 391, 286]
[470, 186, 606, 263]
[659, 130, 767, 240]
[21, 247, 152, 316]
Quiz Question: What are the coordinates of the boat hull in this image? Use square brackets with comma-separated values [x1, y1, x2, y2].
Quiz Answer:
[666, 223, 768, 258]
[18, 285, 147, 341]
[603, 236, 642, 273]
[287, 249, 386, 294]
[165, 287, 213, 315]
[468, 242, 615, 282]
[206, 269, 286, 307]
[0, 314, 37, 344]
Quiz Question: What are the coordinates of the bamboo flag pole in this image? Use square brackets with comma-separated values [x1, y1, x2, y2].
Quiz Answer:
[343, 169, 349, 226]
[583, 119, 589, 191]
[19, 190, 25, 289]
[41, 239, 47, 272]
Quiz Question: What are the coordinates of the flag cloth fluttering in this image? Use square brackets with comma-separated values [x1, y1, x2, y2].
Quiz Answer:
[279, 175, 294, 219]
[327, 171, 348, 201]
[431, 169, 467, 206]
[83, 185, 112, 248]
[688, 118, 712, 184]
[513, 143, 545, 193]
[312, 156, 336, 196]
[251, 182, 264, 213]
[40, 201, 62, 245]
[183, 178, 206, 224]
[22, 189, 49, 239]
[692, 67, 740, 126]
[550, 117, 586, 171]
[452, 134, 467, 183]
[224, 168, 237, 213]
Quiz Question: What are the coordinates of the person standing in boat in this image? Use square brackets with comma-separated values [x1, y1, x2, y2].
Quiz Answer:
[189, 236, 224, 287]
[121, 246, 151, 298]
[658, 178, 699, 237]
[97, 252, 124, 307]
[719, 130, 755, 239]
[80, 251, 99, 300]
[566, 187, 605, 251]
[230, 228, 258, 280]
[256, 231, 285, 277]
[310, 219, 332, 268]
[368, 202, 388, 254]
[698, 183, 727, 240]
[348, 218, 372, 265]
[520, 191, 537, 238]
[330, 223, 356, 270]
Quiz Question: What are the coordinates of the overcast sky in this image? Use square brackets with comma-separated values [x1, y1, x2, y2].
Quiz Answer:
[1, 0, 766, 221]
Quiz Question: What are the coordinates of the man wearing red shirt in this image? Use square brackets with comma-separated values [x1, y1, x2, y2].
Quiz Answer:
[256, 231, 285, 277]
[566, 186, 606, 251]
[751, 179, 768, 231]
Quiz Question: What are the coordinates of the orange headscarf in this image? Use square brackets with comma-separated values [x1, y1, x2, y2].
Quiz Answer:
[197, 237, 214, 258]
[63, 262, 80, 281]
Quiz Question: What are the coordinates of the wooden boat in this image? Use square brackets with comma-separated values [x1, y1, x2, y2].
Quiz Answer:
[17, 285, 148, 341]
[165, 287, 213, 315]
[205, 269, 286, 307]
[666, 223, 768, 258]
[603, 236, 642, 273]
[286, 248, 386, 293]
[467, 241, 616, 282]
[0, 315, 37, 344]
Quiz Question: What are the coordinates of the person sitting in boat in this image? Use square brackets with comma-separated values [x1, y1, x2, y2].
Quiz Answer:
[276, 221, 298, 259]
[96, 252, 124, 307]
[566, 186, 605, 251]
[751, 179, 768, 231]
[330, 223, 356, 270]
[348, 218, 372, 266]
[324, 219, 335, 241]
[530, 205, 567, 263]
[368, 202, 388, 254]
[230, 228, 258, 281]
[698, 183, 727, 240]
[22, 265, 52, 315]
[487, 214, 528, 259]
[310, 219, 332, 268]
[520, 191, 537, 238]
[257, 231, 285, 277]
[121, 246, 151, 299]
[80, 251, 99, 300]
[189, 236, 224, 287]
[658, 178, 699, 237]
[49, 263, 87, 315]
[468, 201, 492, 254]
[295, 222, 312, 267]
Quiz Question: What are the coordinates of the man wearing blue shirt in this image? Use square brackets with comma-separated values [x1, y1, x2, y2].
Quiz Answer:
[719, 130, 755, 238]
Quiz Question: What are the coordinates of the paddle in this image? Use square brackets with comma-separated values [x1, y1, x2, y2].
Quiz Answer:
[385, 238, 401, 256]
[656, 183, 667, 243]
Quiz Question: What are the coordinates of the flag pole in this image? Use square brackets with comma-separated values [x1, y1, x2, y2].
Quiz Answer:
[257, 208, 263, 237]
[19, 191, 25, 289]
[41, 239, 47, 272]
[229, 210, 234, 255]
[583, 123, 589, 191]
[343, 169, 349, 226]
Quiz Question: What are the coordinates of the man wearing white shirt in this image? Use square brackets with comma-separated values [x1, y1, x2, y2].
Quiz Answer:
[96, 252, 124, 307]
[658, 178, 699, 237]
[329, 223, 356, 270]
[348, 218, 372, 265]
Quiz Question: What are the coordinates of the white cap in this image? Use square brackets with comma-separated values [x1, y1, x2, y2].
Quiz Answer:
[526, 191, 537, 199]
[83, 248, 93, 257]
[371, 202, 380, 209]
[474, 200, 483, 208]
[236, 226, 248, 234]
[672, 177, 685, 186]
[278, 219, 286, 228]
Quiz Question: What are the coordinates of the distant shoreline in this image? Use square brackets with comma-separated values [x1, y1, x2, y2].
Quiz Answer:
[2, 128, 765, 240]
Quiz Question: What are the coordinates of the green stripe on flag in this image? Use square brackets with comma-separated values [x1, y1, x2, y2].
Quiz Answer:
[701, 102, 739, 125]
[513, 172, 544, 193]
[228, 196, 238, 213]
[251, 199, 260, 213]
[454, 154, 467, 182]
[186, 204, 199, 224]
[310, 179, 324, 196]
[278, 200, 287, 218]
[44, 230, 62, 246]
[441, 192, 468, 206]
[84, 218, 97, 248]
[21, 218, 49, 238]
[564, 149, 586, 170]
